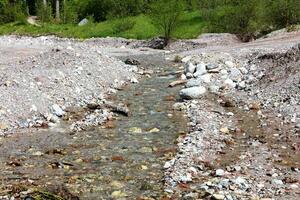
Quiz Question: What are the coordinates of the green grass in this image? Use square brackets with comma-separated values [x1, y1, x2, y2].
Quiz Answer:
[0, 12, 205, 39]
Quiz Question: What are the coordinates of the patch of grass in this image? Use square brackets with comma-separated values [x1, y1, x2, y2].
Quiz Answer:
[0, 12, 205, 39]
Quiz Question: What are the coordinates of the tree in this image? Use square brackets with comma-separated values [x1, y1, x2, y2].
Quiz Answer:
[149, 0, 185, 44]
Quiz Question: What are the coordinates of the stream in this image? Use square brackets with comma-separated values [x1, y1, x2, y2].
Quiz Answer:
[0, 54, 188, 199]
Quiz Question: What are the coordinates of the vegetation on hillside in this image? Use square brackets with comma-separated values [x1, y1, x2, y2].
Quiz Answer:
[0, 0, 299, 40]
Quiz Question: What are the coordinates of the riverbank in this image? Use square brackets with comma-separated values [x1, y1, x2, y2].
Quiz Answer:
[164, 31, 300, 199]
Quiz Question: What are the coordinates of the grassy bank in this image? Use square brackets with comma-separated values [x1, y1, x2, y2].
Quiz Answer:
[0, 12, 205, 39]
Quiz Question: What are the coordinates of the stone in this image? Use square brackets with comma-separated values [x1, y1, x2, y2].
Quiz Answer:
[194, 63, 207, 77]
[206, 63, 218, 70]
[51, 104, 65, 117]
[179, 86, 207, 99]
[130, 77, 139, 83]
[173, 102, 186, 111]
[186, 78, 203, 88]
[209, 85, 219, 93]
[212, 194, 225, 200]
[199, 74, 211, 83]
[272, 179, 284, 185]
[129, 127, 142, 133]
[185, 62, 197, 74]
[149, 128, 160, 133]
[186, 72, 194, 79]
[229, 68, 243, 82]
[220, 127, 230, 134]
[111, 191, 127, 198]
[215, 169, 225, 177]
[125, 58, 140, 65]
[223, 79, 236, 89]
[239, 67, 249, 74]
[148, 37, 167, 49]
[225, 61, 235, 68]
[78, 18, 89, 26]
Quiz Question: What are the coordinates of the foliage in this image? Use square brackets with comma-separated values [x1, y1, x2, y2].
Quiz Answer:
[149, 0, 185, 43]
[36, 1, 52, 23]
[0, 1, 27, 24]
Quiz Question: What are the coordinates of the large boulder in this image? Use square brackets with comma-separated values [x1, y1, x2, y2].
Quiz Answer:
[147, 37, 167, 49]
[179, 86, 207, 99]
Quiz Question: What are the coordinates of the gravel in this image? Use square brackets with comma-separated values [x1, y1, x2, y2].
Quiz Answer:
[0, 36, 138, 135]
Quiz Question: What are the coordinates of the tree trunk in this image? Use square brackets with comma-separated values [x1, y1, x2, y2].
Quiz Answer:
[56, 0, 60, 21]
[43, 0, 47, 7]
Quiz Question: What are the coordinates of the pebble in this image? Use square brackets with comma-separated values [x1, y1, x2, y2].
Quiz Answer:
[179, 86, 207, 99]
[215, 169, 225, 177]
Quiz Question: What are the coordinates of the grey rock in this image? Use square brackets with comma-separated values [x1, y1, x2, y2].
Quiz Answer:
[51, 104, 65, 117]
[194, 63, 207, 77]
[186, 78, 202, 88]
[180, 86, 207, 99]
[206, 63, 218, 70]
[229, 68, 243, 82]
[186, 72, 194, 79]
[185, 62, 197, 74]
[215, 169, 225, 177]
[78, 18, 89, 26]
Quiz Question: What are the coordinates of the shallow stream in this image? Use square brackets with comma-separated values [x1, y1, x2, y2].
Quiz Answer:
[0, 54, 188, 199]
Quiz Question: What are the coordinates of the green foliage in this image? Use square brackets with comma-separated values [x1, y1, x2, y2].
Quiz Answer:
[0, 1, 26, 24]
[36, 1, 52, 23]
[0, 13, 204, 39]
[62, 0, 78, 24]
[149, 0, 185, 42]
[199, 0, 300, 37]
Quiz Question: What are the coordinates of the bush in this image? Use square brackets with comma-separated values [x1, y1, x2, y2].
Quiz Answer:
[149, 0, 185, 43]
[113, 19, 135, 34]
[0, 1, 26, 24]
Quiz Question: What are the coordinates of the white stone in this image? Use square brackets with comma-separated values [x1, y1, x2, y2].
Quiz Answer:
[51, 104, 65, 117]
[180, 86, 207, 99]
[215, 169, 225, 177]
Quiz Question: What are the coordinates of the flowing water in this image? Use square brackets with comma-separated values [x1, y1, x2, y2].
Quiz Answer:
[0, 54, 188, 199]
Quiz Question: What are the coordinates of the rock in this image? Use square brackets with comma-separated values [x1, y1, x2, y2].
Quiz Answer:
[194, 63, 207, 77]
[111, 191, 127, 198]
[179, 86, 207, 99]
[206, 63, 218, 70]
[239, 67, 248, 74]
[220, 127, 230, 134]
[125, 58, 140, 65]
[209, 85, 219, 93]
[149, 128, 160, 133]
[229, 68, 243, 82]
[223, 79, 236, 89]
[186, 72, 194, 79]
[199, 74, 211, 83]
[181, 74, 187, 80]
[130, 77, 139, 84]
[169, 79, 187, 87]
[51, 104, 65, 117]
[186, 78, 203, 88]
[147, 37, 167, 49]
[225, 61, 235, 68]
[215, 169, 225, 177]
[212, 194, 225, 200]
[185, 62, 197, 74]
[237, 81, 246, 89]
[173, 102, 186, 111]
[0, 122, 8, 130]
[272, 179, 284, 185]
[180, 173, 192, 183]
[78, 18, 88, 26]
[129, 127, 142, 133]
